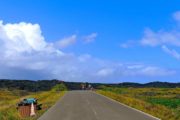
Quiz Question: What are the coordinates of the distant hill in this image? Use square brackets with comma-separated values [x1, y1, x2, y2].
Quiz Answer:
[0, 79, 179, 92]
[114, 81, 180, 88]
[0, 79, 86, 91]
[0, 79, 61, 92]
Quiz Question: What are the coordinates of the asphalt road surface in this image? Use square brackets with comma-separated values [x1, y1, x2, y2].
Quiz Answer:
[38, 91, 159, 120]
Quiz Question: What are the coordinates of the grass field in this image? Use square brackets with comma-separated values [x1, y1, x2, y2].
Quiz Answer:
[97, 87, 180, 120]
[0, 89, 66, 120]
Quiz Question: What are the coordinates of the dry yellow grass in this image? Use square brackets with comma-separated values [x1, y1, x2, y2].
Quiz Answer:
[97, 90, 176, 120]
[0, 90, 66, 120]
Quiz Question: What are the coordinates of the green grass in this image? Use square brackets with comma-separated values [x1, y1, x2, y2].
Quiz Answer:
[148, 98, 180, 109]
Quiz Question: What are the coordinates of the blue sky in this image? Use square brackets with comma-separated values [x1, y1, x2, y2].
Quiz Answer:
[0, 0, 180, 83]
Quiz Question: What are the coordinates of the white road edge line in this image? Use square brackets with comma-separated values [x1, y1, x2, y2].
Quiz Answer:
[93, 91, 161, 120]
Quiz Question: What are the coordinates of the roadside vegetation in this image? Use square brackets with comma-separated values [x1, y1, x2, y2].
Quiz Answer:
[0, 83, 66, 120]
[1, 80, 180, 120]
[97, 86, 180, 120]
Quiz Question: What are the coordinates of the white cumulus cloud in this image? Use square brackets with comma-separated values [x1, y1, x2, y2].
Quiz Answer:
[55, 35, 77, 48]
[121, 11, 180, 60]
[162, 45, 180, 60]
[0, 21, 63, 57]
[140, 11, 180, 47]
[140, 28, 180, 47]
[97, 68, 114, 77]
[173, 11, 180, 22]
[83, 33, 97, 43]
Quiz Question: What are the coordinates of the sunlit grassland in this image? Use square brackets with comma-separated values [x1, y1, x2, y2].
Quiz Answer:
[0, 89, 66, 120]
[97, 87, 180, 120]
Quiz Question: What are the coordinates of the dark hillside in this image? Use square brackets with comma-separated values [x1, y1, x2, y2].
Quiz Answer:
[0, 80, 179, 92]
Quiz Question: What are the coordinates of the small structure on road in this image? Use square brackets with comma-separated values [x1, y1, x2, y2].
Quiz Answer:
[81, 83, 93, 90]
[81, 83, 86, 90]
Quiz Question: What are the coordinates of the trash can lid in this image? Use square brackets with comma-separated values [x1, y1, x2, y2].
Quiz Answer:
[23, 98, 37, 104]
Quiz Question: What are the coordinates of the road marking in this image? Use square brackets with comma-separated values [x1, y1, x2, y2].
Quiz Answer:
[92, 107, 97, 116]
[90, 104, 98, 120]
[85, 95, 99, 120]
[93, 91, 161, 120]
[86, 99, 90, 105]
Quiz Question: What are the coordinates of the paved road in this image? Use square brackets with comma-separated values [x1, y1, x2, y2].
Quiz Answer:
[38, 91, 159, 120]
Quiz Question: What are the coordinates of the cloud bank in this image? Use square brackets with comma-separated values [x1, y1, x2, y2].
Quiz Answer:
[0, 20, 176, 83]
